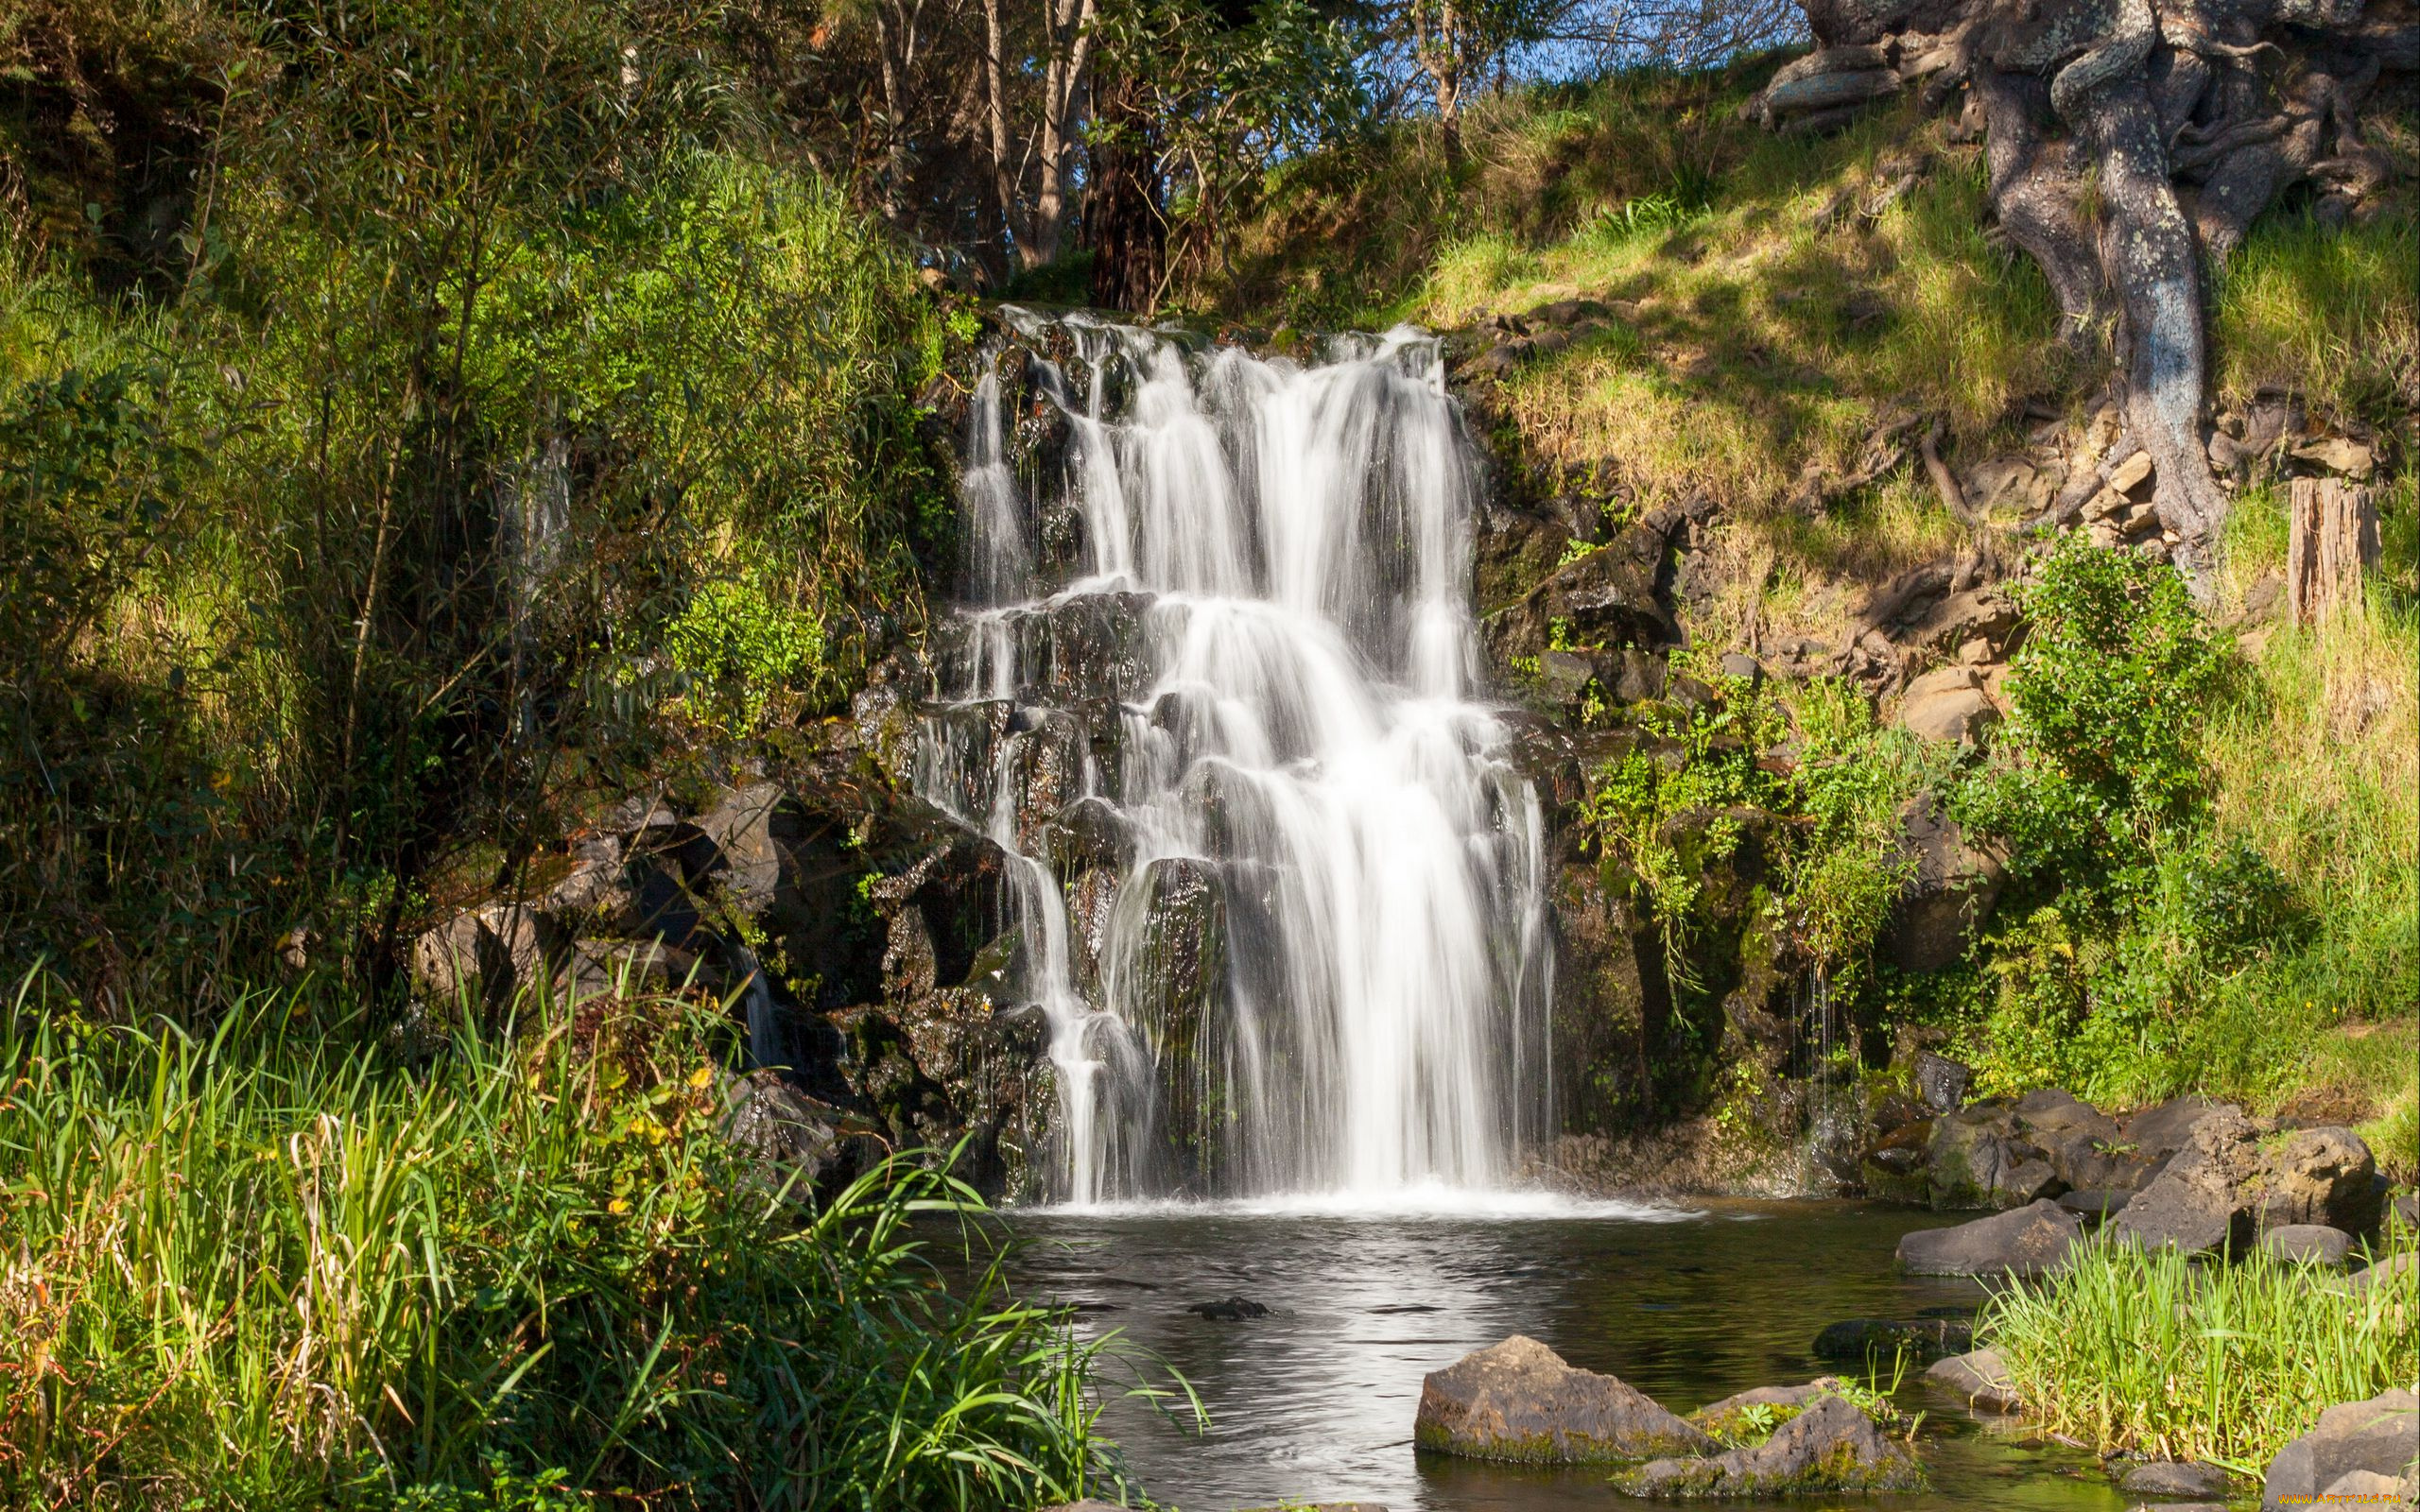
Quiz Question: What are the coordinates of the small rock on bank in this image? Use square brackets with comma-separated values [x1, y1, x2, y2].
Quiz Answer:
[1616, 1395, 1924, 1498]
[2256, 1224, 2353, 1266]
[1415, 1335, 1713, 1463]
[1896, 1198, 2081, 1278]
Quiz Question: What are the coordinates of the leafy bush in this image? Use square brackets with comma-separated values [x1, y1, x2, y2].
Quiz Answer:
[666, 578, 826, 729]
[0, 0, 948, 1000]
[1784, 679, 1942, 971]
[1582, 670, 1787, 975]
[1953, 537, 2226, 903]
[0, 980, 1146, 1510]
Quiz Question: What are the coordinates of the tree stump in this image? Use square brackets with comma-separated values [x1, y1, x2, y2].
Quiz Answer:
[2285, 478, 2379, 626]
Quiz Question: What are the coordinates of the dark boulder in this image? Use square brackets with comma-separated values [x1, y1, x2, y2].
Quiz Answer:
[2256, 1224, 2353, 1266]
[719, 1068, 874, 1200]
[1690, 1381, 1836, 1441]
[1615, 1396, 1924, 1498]
[2261, 1390, 2418, 1511]
[2119, 1096, 2235, 1160]
[1883, 797, 2003, 971]
[2107, 1106, 2263, 1257]
[1187, 1297, 1271, 1321]
[1812, 1316, 1972, 1363]
[1896, 1199, 2082, 1279]
[1927, 1108, 2061, 1209]
[1414, 1336, 1713, 1464]
[1913, 1051, 1972, 1113]
[2056, 1188, 2132, 1224]
[2112, 1110, 2381, 1257]
[2256, 1126, 2383, 1234]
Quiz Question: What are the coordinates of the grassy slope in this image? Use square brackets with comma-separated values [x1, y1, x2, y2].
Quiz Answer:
[1185, 67, 2420, 1160]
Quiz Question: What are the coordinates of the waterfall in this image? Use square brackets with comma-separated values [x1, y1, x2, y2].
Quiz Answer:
[916, 313, 1552, 1206]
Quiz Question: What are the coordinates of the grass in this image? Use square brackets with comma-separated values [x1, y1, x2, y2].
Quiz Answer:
[1980, 1231, 2420, 1475]
[0, 974, 1151, 1509]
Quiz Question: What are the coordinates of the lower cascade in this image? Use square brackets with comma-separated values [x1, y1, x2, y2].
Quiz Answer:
[913, 311, 1553, 1206]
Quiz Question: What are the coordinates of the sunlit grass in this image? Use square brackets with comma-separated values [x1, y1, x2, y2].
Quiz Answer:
[0, 976, 1150, 1509]
[1980, 1232, 2419, 1473]
[2213, 211, 2418, 425]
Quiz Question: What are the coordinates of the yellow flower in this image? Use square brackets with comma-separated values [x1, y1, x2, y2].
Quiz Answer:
[607, 1197, 629, 1214]
[687, 1064, 715, 1091]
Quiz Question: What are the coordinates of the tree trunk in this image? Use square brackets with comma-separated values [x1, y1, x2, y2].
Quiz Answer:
[981, 0, 1016, 280]
[1087, 73, 1165, 312]
[2286, 477, 2379, 625]
[1028, 0, 1099, 268]
[1757, 0, 2411, 593]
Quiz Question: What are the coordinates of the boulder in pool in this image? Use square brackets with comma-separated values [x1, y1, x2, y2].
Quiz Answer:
[1896, 1198, 2082, 1279]
[1414, 1335, 1713, 1463]
[1811, 1316, 1972, 1363]
[1924, 1347, 2022, 1412]
[1689, 1380, 1836, 1442]
[1615, 1395, 1925, 1498]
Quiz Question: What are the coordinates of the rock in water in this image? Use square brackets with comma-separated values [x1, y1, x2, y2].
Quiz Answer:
[1925, 1348, 2021, 1412]
[1812, 1317, 1972, 1363]
[1414, 1335, 1713, 1463]
[2261, 1389, 2419, 1511]
[1896, 1199, 2082, 1278]
[1186, 1296, 1270, 1320]
[1690, 1381, 1836, 1441]
[2121, 1460, 2230, 1498]
[1616, 1396, 1925, 1497]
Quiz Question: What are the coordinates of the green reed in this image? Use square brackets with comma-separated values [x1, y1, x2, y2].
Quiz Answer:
[1979, 1230, 2418, 1475]
[0, 974, 1151, 1510]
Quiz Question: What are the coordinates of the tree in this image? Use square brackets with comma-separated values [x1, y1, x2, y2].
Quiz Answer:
[1749, 0, 2411, 590]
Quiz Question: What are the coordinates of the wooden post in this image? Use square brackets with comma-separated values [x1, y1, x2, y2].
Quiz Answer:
[2286, 477, 2379, 625]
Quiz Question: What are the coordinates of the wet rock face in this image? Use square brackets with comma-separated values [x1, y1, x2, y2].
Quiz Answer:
[1883, 798, 2003, 972]
[1415, 1336, 1715, 1464]
[1110, 856, 1234, 1188]
[1616, 1395, 1925, 1498]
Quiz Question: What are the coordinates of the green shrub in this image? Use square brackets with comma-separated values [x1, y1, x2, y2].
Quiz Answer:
[1953, 538, 2226, 903]
[665, 577, 826, 729]
[1785, 679, 1943, 971]
[0, 978, 1147, 1509]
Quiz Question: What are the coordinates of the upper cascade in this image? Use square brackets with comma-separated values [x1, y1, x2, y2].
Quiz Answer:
[916, 309, 1552, 1207]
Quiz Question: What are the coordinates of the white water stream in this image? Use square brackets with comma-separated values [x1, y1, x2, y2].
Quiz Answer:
[918, 313, 1552, 1206]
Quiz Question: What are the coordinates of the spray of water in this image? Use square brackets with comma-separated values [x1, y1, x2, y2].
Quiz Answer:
[917, 314, 1553, 1206]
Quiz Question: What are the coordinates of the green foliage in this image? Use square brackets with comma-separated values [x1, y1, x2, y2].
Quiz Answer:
[1981, 1230, 2419, 1471]
[1582, 677, 1786, 975]
[665, 577, 826, 730]
[1953, 538, 2226, 902]
[1784, 679, 1941, 971]
[0, 0, 945, 998]
[0, 978, 1150, 1509]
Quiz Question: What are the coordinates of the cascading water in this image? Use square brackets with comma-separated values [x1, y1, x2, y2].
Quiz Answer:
[915, 311, 1553, 1206]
